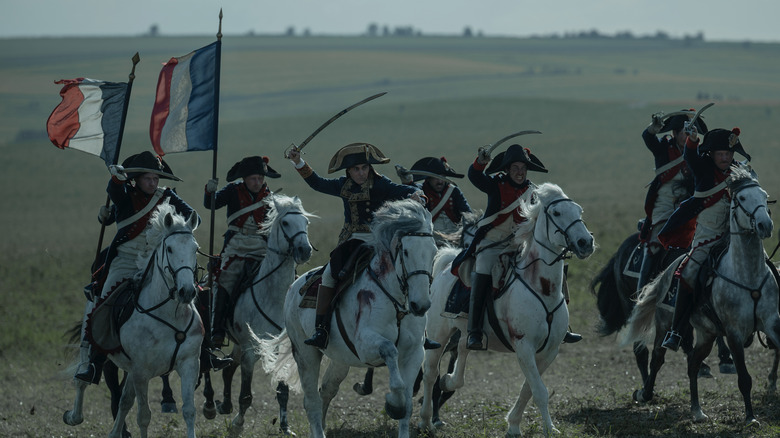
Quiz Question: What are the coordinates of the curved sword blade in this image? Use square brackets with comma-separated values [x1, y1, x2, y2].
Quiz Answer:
[486, 130, 542, 155]
[688, 102, 714, 128]
[297, 92, 387, 152]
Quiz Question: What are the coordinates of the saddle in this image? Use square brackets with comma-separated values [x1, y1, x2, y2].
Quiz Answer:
[298, 243, 375, 309]
[85, 279, 136, 355]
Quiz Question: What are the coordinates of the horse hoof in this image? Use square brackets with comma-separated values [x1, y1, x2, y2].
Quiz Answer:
[384, 401, 406, 420]
[632, 389, 651, 403]
[161, 402, 178, 414]
[280, 426, 297, 436]
[63, 410, 83, 426]
[353, 382, 373, 396]
[433, 418, 446, 429]
[746, 417, 760, 427]
[693, 411, 709, 423]
[203, 401, 216, 420]
[720, 363, 737, 374]
[698, 363, 713, 379]
[217, 400, 233, 415]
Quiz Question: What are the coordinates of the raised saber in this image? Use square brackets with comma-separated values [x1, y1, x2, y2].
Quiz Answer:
[687, 102, 714, 130]
[284, 91, 387, 158]
[484, 130, 542, 155]
[395, 165, 458, 186]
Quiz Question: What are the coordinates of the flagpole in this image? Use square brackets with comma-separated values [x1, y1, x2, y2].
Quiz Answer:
[207, 10, 222, 293]
[94, 53, 140, 264]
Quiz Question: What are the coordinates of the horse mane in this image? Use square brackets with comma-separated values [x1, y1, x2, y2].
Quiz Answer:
[146, 200, 190, 248]
[437, 209, 483, 248]
[511, 182, 568, 252]
[727, 163, 758, 193]
[369, 199, 433, 253]
[259, 194, 317, 235]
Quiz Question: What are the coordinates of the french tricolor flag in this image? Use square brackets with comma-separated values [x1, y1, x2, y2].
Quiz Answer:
[150, 41, 218, 156]
[46, 78, 128, 166]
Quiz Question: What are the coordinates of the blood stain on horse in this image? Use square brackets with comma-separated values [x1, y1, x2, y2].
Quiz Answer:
[539, 277, 553, 296]
[356, 289, 376, 327]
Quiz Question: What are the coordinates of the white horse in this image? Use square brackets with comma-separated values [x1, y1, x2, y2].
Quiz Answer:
[623, 165, 778, 424]
[419, 183, 595, 437]
[263, 199, 437, 438]
[212, 194, 314, 436]
[65, 201, 202, 438]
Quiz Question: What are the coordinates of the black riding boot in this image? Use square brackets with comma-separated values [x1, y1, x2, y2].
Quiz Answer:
[662, 280, 694, 351]
[467, 272, 491, 350]
[75, 347, 107, 385]
[304, 284, 335, 349]
[560, 265, 582, 343]
[210, 286, 230, 346]
[637, 246, 664, 295]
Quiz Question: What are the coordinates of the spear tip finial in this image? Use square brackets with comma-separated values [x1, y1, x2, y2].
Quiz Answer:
[217, 9, 223, 41]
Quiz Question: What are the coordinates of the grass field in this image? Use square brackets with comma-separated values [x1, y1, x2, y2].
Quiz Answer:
[2, 35, 780, 437]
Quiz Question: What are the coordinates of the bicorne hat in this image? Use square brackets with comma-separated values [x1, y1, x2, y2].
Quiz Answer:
[226, 156, 281, 182]
[409, 156, 464, 181]
[661, 109, 709, 134]
[121, 151, 181, 181]
[327, 143, 390, 174]
[485, 144, 548, 175]
[698, 128, 751, 161]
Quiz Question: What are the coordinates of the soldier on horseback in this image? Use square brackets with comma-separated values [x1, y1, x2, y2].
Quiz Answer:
[659, 127, 751, 351]
[76, 151, 215, 383]
[288, 143, 426, 349]
[397, 156, 472, 246]
[637, 110, 708, 294]
[205, 155, 281, 348]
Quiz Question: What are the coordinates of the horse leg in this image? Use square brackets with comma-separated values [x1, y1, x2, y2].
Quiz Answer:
[108, 373, 136, 438]
[62, 378, 88, 426]
[724, 336, 759, 425]
[432, 350, 459, 428]
[418, 335, 447, 432]
[396, 342, 425, 438]
[716, 336, 736, 374]
[160, 374, 178, 413]
[633, 341, 650, 384]
[293, 345, 325, 438]
[179, 358, 199, 438]
[275, 381, 295, 435]
[320, 360, 351, 431]
[230, 349, 258, 434]
[202, 371, 217, 419]
[507, 347, 558, 438]
[634, 331, 667, 403]
[132, 378, 152, 438]
[103, 361, 131, 438]
[687, 334, 716, 423]
[353, 367, 375, 396]
[439, 337, 471, 392]
[217, 349, 240, 415]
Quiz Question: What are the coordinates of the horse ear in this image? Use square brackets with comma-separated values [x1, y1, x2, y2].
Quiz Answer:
[273, 196, 280, 212]
[164, 212, 174, 229]
[187, 211, 199, 231]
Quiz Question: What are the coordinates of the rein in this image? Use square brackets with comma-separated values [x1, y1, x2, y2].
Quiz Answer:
[133, 229, 198, 375]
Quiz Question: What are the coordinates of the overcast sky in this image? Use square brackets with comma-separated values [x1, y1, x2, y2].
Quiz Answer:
[3, 0, 780, 42]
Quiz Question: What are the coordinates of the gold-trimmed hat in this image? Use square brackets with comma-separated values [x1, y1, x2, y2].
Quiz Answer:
[698, 128, 750, 161]
[327, 143, 390, 174]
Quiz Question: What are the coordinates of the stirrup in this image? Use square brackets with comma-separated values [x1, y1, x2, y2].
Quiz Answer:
[208, 350, 233, 371]
[563, 331, 583, 344]
[304, 328, 329, 349]
[662, 330, 682, 351]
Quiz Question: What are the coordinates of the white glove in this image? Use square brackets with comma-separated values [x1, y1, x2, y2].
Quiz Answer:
[409, 190, 426, 206]
[98, 205, 110, 224]
[206, 178, 218, 194]
[647, 113, 664, 135]
[395, 165, 413, 184]
[684, 121, 698, 139]
[477, 146, 491, 165]
[109, 164, 127, 181]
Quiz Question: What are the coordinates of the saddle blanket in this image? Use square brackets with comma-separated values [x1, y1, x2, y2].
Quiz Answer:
[441, 279, 471, 319]
[623, 244, 643, 279]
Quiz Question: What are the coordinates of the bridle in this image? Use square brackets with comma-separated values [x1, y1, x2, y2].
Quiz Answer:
[730, 182, 768, 235]
[521, 197, 584, 268]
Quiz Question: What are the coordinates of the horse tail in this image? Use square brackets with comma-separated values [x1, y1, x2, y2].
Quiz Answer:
[66, 320, 83, 344]
[590, 250, 626, 336]
[619, 264, 675, 347]
[257, 328, 301, 393]
[433, 247, 459, 277]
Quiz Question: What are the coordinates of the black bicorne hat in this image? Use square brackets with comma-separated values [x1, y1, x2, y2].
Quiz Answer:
[661, 109, 709, 134]
[485, 144, 548, 175]
[327, 143, 390, 174]
[226, 156, 281, 182]
[698, 128, 751, 161]
[121, 151, 181, 181]
[409, 156, 464, 181]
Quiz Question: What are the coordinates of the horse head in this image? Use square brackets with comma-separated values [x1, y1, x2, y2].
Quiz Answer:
[264, 195, 314, 264]
[728, 164, 772, 239]
[372, 199, 437, 317]
[148, 202, 199, 304]
[521, 183, 595, 260]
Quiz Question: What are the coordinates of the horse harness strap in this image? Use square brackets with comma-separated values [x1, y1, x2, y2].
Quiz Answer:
[713, 266, 772, 335]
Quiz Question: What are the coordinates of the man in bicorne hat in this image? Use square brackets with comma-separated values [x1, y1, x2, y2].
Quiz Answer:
[205, 156, 281, 346]
[76, 151, 211, 383]
[399, 156, 472, 246]
[659, 127, 751, 351]
[288, 143, 425, 349]
[636, 110, 707, 295]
